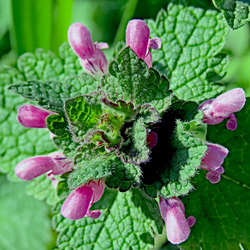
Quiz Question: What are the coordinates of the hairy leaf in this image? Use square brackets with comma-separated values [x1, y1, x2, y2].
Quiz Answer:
[141, 102, 207, 198]
[102, 47, 173, 114]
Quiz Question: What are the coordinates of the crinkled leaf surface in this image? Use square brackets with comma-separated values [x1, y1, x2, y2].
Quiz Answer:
[180, 98, 250, 249]
[102, 47, 172, 114]
[147, 0, 229, 102]
[212, 0, 250, 29]
[0, 44, 95, 189]
[8, 75, 99, 114]
[0, 175, 54, 250]
[65, 95, 103, 139]
[69, 154, 141, 192]
[26, 174, 60, 206]
[52, 188, 163, 249]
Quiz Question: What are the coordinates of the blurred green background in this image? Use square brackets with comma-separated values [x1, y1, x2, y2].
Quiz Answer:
[0, 0, 249, 249]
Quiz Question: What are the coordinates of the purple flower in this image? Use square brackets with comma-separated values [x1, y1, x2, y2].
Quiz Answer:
[61, 180, 105, 220]
[68, 22, 109, 75]
[200, 143, 228, 184]
[15, 152, 73, 181]
[159, 197, 195, 245]
[198, 88, 246, 131]
[17, 104, 54, 128]
[126, 19, 162, 68]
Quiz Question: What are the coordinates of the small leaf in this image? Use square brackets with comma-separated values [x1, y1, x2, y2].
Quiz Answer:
[46, 114, 68, 137]
[118, 118, 150, 165]
[102, 47, 173, 114]
[141, 102, 207, 198]
[68, 156, 114, 189]
[8, 78, 98, 113]
[65, 95, 103, 139]
[212, 0, 250, 29]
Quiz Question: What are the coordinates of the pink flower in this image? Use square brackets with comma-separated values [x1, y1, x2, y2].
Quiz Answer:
[68, 23, 109, 75]
[159, 197, 195, 245]
[200, 143, 228, 184]
[126, 19, 162, 68]
[198, 88, 246, 131]
[61, 180, 105, 220]
[17, 104, 54, 128]
[15, 152, 73, 181]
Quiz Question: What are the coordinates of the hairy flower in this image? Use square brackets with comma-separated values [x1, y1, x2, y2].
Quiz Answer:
[68, 22, 109, 75]
[15, 152, 73, 181]
[17, 104, 54, 128]
[61, 180, 105, 220]
[159, 197, 195, 245]
[200, 143, 228, 184]
[198, 88, 246, 131]
[126, 19, 162, 67]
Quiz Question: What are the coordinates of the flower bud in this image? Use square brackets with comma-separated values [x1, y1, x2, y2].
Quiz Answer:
[158, 196, 195, 245]
[15, 156, 55, 180]
[61, 180, 105, 220]
[166, 206, 191, 245]
[61, 186, 94, 220]
[68, 23, 109, 75]
[17, 104, 53, 128]
[15, 152, 73, 181]
[126, 19, 162, 68]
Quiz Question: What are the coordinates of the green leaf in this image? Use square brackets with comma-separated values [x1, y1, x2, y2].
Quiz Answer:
[68, 156, 114, 189]
[0, 175, 54, 249]
[118, 118, 150, 165]
[147, 0, 229, 102]
[212, 0, 250, 29]
[8, 74, 100, 114]
[52, 188, 163, 249]
[26, 174, 60, 206]
[46, 114, 81, 157]
[65, 95, 103, 139]
[102, 47, 173, 114]
[46, 114, 68, 137]
[180, 98, 250, 249]
[141, 102, 207, 198]
[105, 160, 141, 192]
[101, 98, 136, 121]
[8, 80, 78, 113]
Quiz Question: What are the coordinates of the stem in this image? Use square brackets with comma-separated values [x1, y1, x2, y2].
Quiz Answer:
[113, 0, 139, 45]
